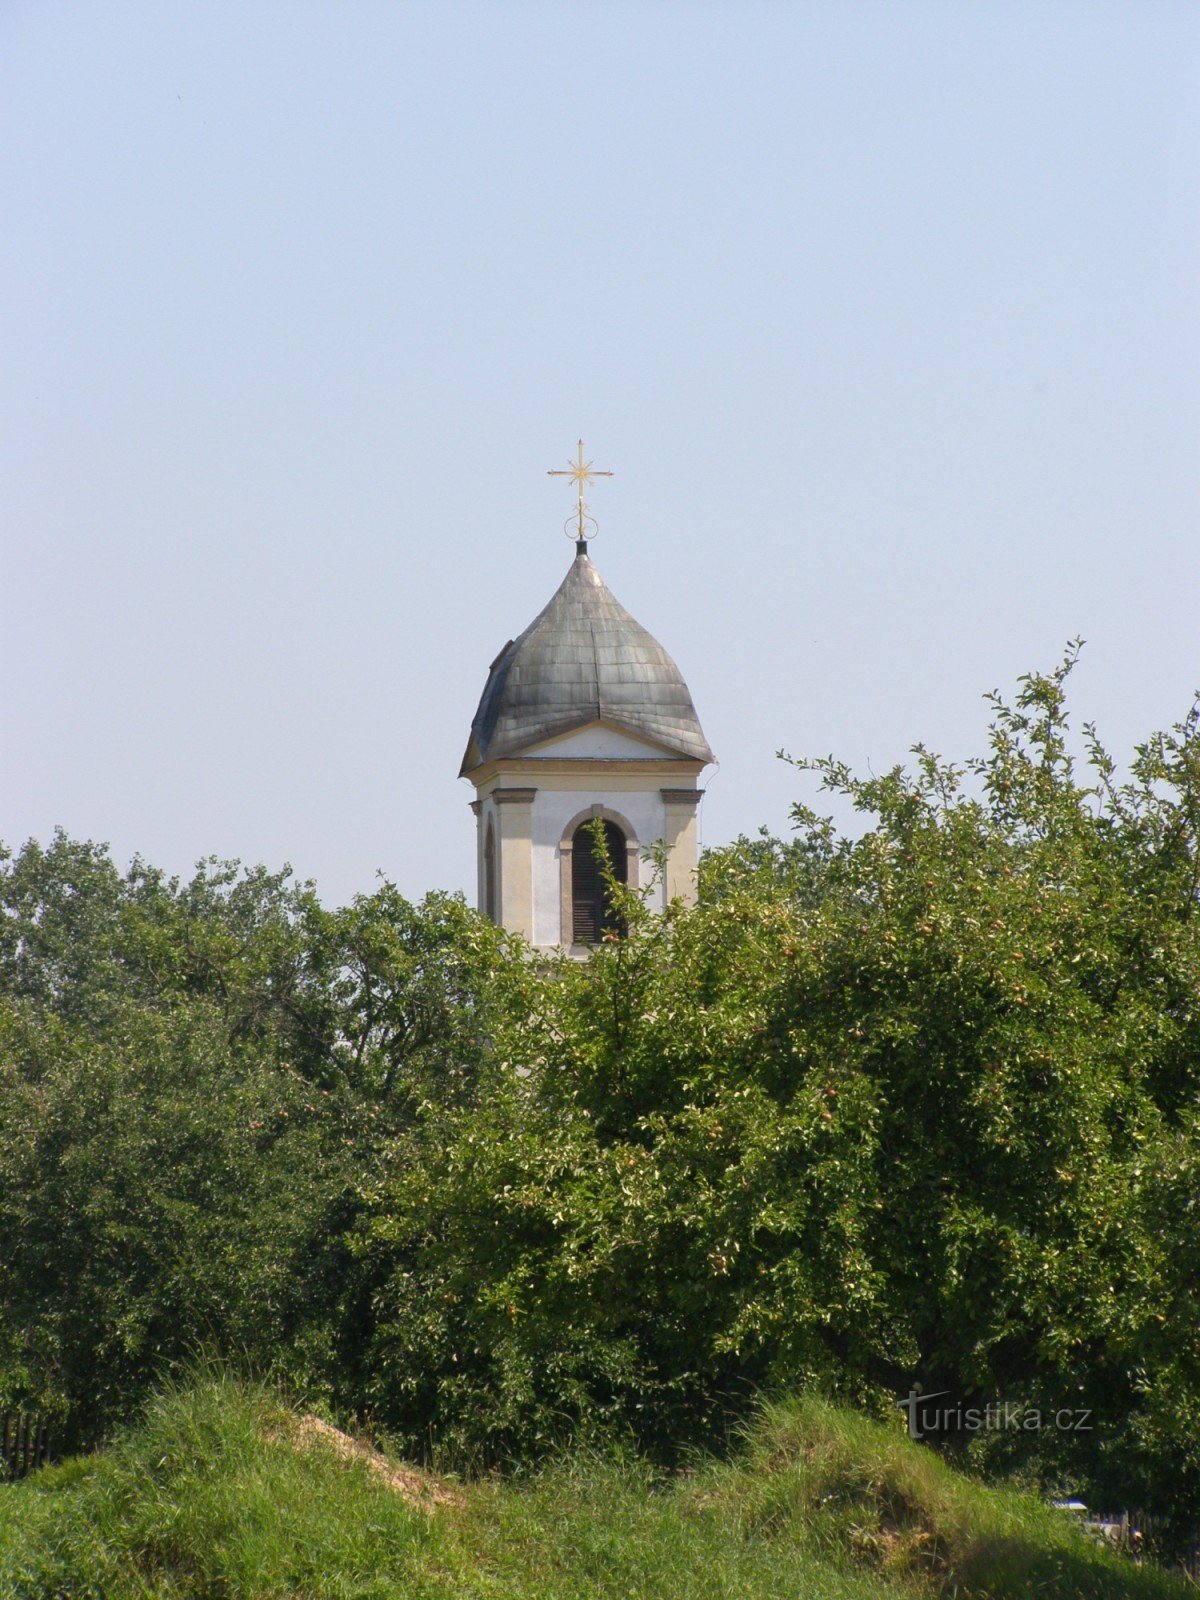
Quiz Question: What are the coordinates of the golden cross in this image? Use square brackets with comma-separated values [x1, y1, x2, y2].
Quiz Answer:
[548, 439, 613, 542]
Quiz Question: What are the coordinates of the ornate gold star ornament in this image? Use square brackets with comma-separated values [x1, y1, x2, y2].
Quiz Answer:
[548, 439, 613, 545]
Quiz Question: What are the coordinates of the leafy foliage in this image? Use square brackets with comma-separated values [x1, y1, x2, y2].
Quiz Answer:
[1, 651, 1198, 1547]
[0, 836, 519, 1443]
[346, 653, 1200, 1538]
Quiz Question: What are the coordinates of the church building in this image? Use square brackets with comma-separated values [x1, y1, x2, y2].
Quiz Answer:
[460, 444, 715, 951]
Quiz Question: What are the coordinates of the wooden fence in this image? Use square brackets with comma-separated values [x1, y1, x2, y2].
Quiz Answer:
[1136, 1517, 1200, 1583]
[1, 1414, 51, 1480]
[1087, 1510, 1200, 1582]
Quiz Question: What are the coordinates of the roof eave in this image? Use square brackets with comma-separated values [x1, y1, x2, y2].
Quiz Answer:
[474, 711, 712, 767]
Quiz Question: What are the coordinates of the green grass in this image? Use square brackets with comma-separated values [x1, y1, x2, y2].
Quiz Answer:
[0, 1379, 1190, 1600]
[724, 1395, 1191, 1598]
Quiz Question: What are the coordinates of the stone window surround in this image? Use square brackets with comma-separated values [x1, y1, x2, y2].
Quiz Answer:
[558, 803, 640, 947]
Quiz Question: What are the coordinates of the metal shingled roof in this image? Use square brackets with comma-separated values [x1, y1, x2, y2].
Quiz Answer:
[460, 549, 715, 774]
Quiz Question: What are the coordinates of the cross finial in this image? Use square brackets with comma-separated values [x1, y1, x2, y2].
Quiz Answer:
[548, 439, 613, 548]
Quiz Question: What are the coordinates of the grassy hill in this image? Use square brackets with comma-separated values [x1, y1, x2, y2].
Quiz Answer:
[0, 1378, 1189, 1600]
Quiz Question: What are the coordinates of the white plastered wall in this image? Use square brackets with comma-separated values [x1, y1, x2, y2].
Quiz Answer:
[469, 723, 705, 948]
[530, 785, 669, 946]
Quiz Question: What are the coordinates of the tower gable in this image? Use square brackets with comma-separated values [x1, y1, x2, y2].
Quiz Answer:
[520, 720, 685, 760]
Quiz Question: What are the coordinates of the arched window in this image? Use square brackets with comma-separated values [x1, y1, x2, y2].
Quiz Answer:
[571, 819, 627, 944]
[484, 818, 497, 923]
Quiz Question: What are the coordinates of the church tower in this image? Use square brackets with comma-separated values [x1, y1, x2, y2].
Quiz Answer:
[460, 443, 714, 950]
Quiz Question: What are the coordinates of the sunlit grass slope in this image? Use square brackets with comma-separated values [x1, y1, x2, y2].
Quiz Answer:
[0, 1379, 1188, 1600]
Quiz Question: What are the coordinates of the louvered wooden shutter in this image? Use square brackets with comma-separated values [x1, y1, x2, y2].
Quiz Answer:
[572, 821, 627, 944]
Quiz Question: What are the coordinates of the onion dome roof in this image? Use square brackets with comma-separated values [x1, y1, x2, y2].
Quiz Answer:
[460, 548, 714, 774]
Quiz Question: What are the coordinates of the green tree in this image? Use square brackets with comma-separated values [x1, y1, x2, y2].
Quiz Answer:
[0, 838, 517, 1442]
[350, 652, 1200, 1539]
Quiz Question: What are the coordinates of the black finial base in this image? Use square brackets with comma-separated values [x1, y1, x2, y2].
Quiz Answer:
[576, 538, 589, 556]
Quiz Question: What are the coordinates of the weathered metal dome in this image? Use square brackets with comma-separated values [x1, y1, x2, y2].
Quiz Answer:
[460, 548, 714, 774]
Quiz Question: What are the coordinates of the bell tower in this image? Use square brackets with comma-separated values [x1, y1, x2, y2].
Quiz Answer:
[460, 444, 714, 950]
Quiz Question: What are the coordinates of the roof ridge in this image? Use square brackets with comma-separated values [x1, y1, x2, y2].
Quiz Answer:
[589, 616, 604, 722]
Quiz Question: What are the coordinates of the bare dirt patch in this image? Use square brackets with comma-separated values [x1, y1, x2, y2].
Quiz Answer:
[286, 1413, 464, 1510]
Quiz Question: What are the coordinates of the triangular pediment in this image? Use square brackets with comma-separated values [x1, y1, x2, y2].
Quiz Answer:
[519, 718, 683, 760]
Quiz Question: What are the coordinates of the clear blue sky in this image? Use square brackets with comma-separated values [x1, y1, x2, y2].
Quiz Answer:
[3, 1, 1198, 906]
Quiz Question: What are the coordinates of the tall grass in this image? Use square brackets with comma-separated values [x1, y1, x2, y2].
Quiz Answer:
[0, 1376, 437, 1600]
[722, 1395, 1191, 1598]
[0, 1379, 1190, 1600]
